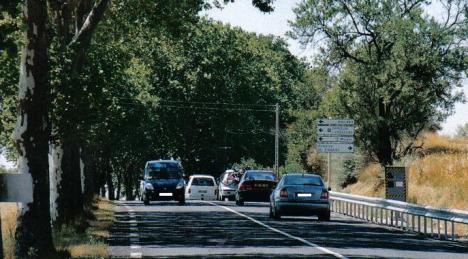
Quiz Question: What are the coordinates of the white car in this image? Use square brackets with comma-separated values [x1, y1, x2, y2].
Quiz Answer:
[185, 175, 218, 200]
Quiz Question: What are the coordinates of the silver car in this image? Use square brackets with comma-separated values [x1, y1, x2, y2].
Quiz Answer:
[269, 173, 331, 221]
[217, 169, 239, 201]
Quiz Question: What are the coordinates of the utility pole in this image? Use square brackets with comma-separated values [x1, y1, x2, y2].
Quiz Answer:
[327, 152, 331, 188]
[275, 103, 279, 177]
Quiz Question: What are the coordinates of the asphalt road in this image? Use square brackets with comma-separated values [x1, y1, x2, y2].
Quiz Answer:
[108, 200, 467, 258]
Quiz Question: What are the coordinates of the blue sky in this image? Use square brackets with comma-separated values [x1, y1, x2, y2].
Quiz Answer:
[204, 0, 468, 136]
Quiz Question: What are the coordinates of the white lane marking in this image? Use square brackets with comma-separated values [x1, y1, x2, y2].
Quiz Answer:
[124, 205, 141, 254]
[207, 202, 348, 259]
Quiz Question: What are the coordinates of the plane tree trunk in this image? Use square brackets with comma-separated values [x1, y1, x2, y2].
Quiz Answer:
[13, 0, 55, 257]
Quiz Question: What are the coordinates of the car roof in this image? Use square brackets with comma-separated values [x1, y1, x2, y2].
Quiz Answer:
[147, 159, 179, 164]
[245, 170, 274, 174]
[190, 174, 215, 178]
[283, 173, 322, 178]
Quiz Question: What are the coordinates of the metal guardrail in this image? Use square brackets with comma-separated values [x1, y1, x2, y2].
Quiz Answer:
[330, 191, 468, 241]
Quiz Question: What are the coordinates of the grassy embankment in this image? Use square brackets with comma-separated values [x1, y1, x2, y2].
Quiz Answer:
[0, 198, 114, 259]
[344, 133, 468, 210]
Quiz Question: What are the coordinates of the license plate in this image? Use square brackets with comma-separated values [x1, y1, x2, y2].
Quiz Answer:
[297, 193, 312, 197]
[256, 184, 267, 188]
[198, 190, 207, 193]
[159, 193, 173, 197]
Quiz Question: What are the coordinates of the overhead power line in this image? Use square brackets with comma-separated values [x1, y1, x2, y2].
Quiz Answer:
[117, 102, 275, 112]
[114, 97, 276, 108]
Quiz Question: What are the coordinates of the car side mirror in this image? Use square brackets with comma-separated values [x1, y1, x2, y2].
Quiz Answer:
[328, 187, 331, 191]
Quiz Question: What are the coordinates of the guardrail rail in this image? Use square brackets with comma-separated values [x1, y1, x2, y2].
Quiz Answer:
[330, 191, 468, 242]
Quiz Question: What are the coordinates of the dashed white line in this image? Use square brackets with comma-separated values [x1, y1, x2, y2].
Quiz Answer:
[207, 202, 348, 259]
[125, 205, 142, 257]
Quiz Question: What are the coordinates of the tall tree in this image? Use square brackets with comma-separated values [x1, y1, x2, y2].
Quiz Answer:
[290, 0, 468, 165]
[12, 0, 53, 257]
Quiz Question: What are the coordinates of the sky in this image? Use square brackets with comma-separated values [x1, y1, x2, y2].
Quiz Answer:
[1, 1, 467, 169]
[203, 0, 468, 136]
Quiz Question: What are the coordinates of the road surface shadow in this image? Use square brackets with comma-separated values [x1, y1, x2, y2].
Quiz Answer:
[108, 202, 468, 258]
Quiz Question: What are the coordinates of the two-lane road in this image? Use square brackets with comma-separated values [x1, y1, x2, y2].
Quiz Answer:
[108, 201, 467, 258]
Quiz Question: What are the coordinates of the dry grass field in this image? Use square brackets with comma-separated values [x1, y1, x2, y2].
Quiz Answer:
[344, 133, 468, 210]
[0, 203, 17, 259]
[0, 198, 114, 258]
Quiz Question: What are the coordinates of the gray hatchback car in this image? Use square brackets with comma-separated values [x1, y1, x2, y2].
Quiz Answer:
[269, 173, 331, 221]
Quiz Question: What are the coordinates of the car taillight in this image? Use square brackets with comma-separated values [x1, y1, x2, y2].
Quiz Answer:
[280, 188, 288, 198]
[320, 191, 329, 199]
[239, 182, 252, 190]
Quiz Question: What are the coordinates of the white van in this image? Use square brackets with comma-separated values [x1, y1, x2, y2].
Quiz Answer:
[185, 175, 218, 200]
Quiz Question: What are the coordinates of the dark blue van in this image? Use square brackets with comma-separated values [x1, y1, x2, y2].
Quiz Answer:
[139, 160, 185, 205]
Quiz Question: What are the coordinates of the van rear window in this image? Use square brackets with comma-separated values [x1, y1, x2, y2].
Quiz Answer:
[192, 178, 215, 186]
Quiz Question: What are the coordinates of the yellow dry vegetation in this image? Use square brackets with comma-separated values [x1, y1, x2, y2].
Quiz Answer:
[0, 198, 114, 259]
[344, 133, 468, 210]
[55, 198, 114, 258]
[343, 163, 384, 197]
[0, 203, 17, 259]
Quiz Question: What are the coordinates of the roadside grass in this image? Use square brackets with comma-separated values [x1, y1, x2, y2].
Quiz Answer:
[344, 133, 468, 210]
[342, 163, 384, 197]
[0, 203, 17, 259]
[55, 198, 114, 258]
[1, 198, 114, 259]
[342, 133, 468, 238]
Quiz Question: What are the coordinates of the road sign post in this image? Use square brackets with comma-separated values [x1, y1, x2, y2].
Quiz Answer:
[316, 118, 355, 188]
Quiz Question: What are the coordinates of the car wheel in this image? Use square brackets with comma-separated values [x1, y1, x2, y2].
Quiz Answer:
[143, 193, 150, 206]
[235, 196, 244, 206]
[273, 207, 281, 220]
[269, 205, 274, 219]
[318, 211, 331, 221]
[178, 197, 186, 205]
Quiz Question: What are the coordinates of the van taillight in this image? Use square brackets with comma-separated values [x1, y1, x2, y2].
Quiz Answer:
[280, 188, 288, 198]
[320, 191, 329, 199]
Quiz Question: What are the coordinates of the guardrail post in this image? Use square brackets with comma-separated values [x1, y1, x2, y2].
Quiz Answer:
[444, 220, 448, 240]
[430, 218, 434, 237]
[424, 216, 427, 235]
[412, 215, 415, 232]
[390, 211, 394, 226]
[406, 213, 410, 230]
[380, 208, 383, 224]
[437, 219, 441, 239]
[417, 215, 421, 233]
[451, 221, 455, 241]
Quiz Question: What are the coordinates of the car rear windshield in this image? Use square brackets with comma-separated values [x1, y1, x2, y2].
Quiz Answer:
[244, 171, 276, 181]
[147, 162, 182, 179]
[284, 175, 323, 186]
[192, 178, 215, 186]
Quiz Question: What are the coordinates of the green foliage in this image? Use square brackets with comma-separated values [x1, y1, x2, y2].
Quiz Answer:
[290, 0, 468, 165]
[232, 157, 266, 171]
[0, 4, 21, 158]
[456, 123, 468, 138]
[285, 66, 330, 174]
